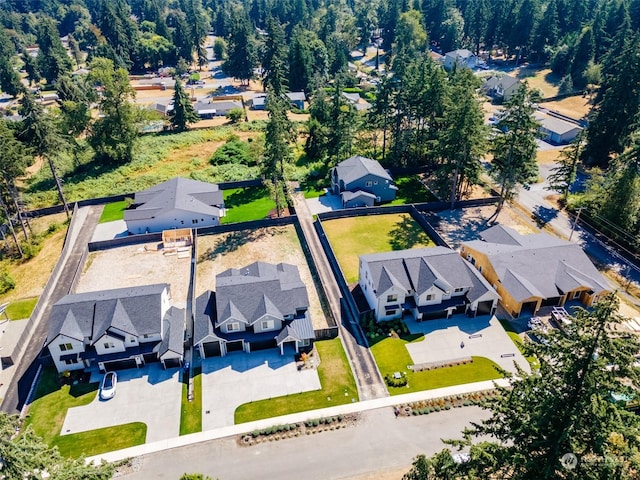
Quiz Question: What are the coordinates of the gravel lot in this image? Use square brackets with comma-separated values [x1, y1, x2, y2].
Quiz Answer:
[76, 242, 191, 307]
[196, 225, 330, 330]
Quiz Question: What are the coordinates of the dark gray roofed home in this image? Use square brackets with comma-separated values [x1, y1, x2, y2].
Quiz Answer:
[331, 155, 397, 207]
[46, 284, 184, 373]
[194, 262, 315, 358]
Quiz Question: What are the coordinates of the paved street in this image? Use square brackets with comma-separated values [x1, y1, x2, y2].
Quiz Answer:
[120, 406, 490, 480]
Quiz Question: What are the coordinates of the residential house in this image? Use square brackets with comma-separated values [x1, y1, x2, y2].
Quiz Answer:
[461, 225, 610, 318]
[124, 177, 224, 234]
[194, 99, 243, 118]
[341, 92, 372, 112]
[45, 284, 184, 373]
[359, 247, 500, 322]
[482, 75, 520, 102]
[331, 155, 397, 207]
[444, 49, 478, 70]
[535, 112, 583, 145]
[194, 262, 315, 358]
[250, 92, 306, 110]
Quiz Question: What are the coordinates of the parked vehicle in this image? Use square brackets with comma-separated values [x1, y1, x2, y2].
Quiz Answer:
[100, 371, 117, 400]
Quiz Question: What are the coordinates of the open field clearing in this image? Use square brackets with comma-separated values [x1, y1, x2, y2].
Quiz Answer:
[542, 95, 593, 119]
[514, 67, 560, 98]
[197, 226, 330, 330]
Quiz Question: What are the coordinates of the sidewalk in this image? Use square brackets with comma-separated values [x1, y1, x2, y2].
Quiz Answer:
[87, 378, 509, 464]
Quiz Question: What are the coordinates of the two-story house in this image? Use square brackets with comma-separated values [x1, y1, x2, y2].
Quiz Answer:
[193, 262, 315, 358]
[45, 284, 184, 373]
[461, 225, 610, 317]
[331, 155, 398, 207]
[359, 247, 500, 322]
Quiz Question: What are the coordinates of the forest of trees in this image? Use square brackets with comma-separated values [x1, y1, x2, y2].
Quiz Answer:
[0, 0, 639, 247]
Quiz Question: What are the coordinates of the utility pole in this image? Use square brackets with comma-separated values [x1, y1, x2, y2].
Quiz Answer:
[569, 207, 583, 241]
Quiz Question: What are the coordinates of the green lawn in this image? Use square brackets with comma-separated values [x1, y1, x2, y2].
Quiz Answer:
[180, 368, 202, 435]
[389, 176, 437, 205]
[99, 200, 129, 223]
[234, 338, 358, 423]
[499, 319, 540, 370]
[323, 213, 435, 283]
[4, 296, 38, 320]
[370, 336, 504, 395]
[222, 186, 276, 224]
[24, 367, 147, 458]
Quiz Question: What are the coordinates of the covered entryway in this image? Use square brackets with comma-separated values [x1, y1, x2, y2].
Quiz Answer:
[541, 296, 562, 307]
[226, 340, 244, 353]
[161, 357, 182, 369]
[520, 300, 539, 317]
[476, 300, 494, 316]
[250, 339, 277, 352]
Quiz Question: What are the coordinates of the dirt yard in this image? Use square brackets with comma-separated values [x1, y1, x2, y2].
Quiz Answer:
[196, 225, 330, 330]
[542, 95, 593, 120]
[76, 243, 191, 307]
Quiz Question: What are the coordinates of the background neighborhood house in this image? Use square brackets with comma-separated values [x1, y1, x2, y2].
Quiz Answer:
[194, 99, 243, 119]
[358, 247, 500, 322]
[444, 49, 478, 70]
[482, 75, 520, 102]
[331, 155, 398, 207]
[250, 91, 306, 110]
[535, 112, 584, 145]
[46, 284, 184, 373]
[341, 92, 372, 112]
[124, 177, 224, 234]
[461, 225, 610, 318]
[193, 261, 315, 358]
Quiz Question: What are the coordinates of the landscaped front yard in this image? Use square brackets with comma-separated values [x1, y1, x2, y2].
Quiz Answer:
[322, 213, 435, 283]
[370, 335, 504, 395]
[180, 368, 202, 435]
[234, 338, 358, 423]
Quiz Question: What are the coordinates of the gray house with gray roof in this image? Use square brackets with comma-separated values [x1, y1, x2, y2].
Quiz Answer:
[124, 177, 224, 234]
[359, 247, 500, 322]
[461, 225, 610, 317]
[45, 284, 184, 373]
[331, 155, 397, 207]
[194, 262, 315, 358]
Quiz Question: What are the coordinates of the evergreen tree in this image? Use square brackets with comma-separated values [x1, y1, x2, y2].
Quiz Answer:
[0, 28, 21, 97]
[490, 82, 539, 217]
[169, 78, 199, 131]
[465, 0, 489, 55]
[547, 131, 584, 202]
[405, 293, 640, 480]
[21, 49, 41, 86]
[223, 9, 258, 86]
[262, 17, 288, 95]
[36, 17, 72, 84]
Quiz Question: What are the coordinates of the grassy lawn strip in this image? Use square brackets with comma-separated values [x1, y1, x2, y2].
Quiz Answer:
[323, 214, 435, 283]
[54, 423, 146, 458]
[234, 338, 357, 423]
[180, 368, 202, 435]
[388, 175, 437, 205]
[222, 186, 275, 224]
[499, 320, 540, 369]
[5, 296, 38, 320]
[99, 200, 129, 223]
[24, 367, 146, 458]
[370, 336, 503, 395]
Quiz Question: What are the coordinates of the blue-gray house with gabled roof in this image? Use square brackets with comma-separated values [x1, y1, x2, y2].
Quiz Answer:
[45, 284, 184, 373]
[194, 261, 315, 358]
[359, 247, 500, 322]
[331, 155, 398, 207]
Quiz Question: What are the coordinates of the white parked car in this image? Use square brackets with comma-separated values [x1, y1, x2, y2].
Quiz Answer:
[100, 371, 117, 400]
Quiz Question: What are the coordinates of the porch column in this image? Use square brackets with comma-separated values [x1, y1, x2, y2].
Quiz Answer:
[295, 342, 299, 354]
[280, 343, 284, 355]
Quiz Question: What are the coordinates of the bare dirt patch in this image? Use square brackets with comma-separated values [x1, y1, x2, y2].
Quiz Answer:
[76, 243, 191, 307]
[537, 148, 564, 165]
[197, 226, 330, 330]
[542, 95, 593, 120]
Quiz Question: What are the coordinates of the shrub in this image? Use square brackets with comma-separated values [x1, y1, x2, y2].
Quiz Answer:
[0, 269, 15, 294]
[210, 139, 254, 165]
[226, 108, 245, 124]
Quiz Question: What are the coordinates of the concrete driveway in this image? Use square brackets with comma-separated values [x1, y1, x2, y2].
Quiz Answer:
[305, 192, 342, 214]
[404, 315, 531, 375]
[61, 365, 182, 442]
[201, 349, 321, 431]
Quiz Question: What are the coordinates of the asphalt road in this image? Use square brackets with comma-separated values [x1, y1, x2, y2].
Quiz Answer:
[120, 406, 489, 480]
[0, 206, 101, 414]
[291, 192, 388, 401]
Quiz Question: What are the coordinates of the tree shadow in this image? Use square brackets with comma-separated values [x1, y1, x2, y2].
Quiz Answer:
[224, 186, 268, 207]
[531, 205, 558, 227]
[388, 216, 432, 250]
[431, 208, 496, 247]
[198, 229, 268, 262]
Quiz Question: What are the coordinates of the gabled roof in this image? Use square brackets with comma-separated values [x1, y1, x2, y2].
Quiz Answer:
[483, 75, 519, 90]
[215, 262, 309, 327]
[360, 247, 498, 302]
[535, 113, 583, 136]
[124, 177, 223, 222]
[333, 155, 393, 186]
[47, 284, 170, 347]
[341, 190, 377, 202]
[445, 49, 474, 59]
[193, 291, 222, 346]
[157, 306, 185, 357]
[464, 225, 610, 299]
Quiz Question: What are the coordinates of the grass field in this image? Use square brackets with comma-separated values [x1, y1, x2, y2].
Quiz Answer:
[370, 336, 503, 395]
[322, 213, 435, 283]
[180, 368, 202, 435]
[24, 367, 146, 458]
[389, 176, 437, 205]
[222, 186, 276, 223]
[234, 338, 357, 423]
[542, 95, 593, 119]
[515, 67, 561, 98]
[4, 296, 38, 320]
[99, 200, 129, 223]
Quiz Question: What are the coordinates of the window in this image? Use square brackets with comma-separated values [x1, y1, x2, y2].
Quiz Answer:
[104, 342, 115, 349]
[64, 358, 78, 365]
[373, 180, 378, 185]
[298, 339, 310, 347]
[130, 338, 136, 343]
[192, 219, 198, 224]
[387, 294, 397, 302]
[426, 294, 434, 301]
[227, 322, 240, 332]
[478, 266, 483, 273]
[261, 320, 275, 330]
[180, 220, 184, 225]
[59, 343, 73, 351]
[573, 291, 581, 299]
[143, 334, 150, 339]
[365, 181, 372, 187]
[385, 309, 396, 316]
[454, 287, 464, 293]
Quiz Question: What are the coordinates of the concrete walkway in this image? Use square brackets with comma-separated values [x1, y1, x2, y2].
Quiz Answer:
[87, 377, 509, 464]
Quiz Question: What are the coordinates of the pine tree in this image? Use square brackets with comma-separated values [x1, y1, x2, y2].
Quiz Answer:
[223, 9, 258, 86]
[169, 78, 199, 131]
[36, 17, 72, 84]
[262, 17, 288, 96]
[547, 131, 584, 202]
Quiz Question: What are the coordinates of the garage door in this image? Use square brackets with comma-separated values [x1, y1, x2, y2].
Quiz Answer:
[476, 300, 494, 316]
[250, 339, 277, 352]
[421, 310, 447, 320]
[163, 357, 182, 369]
[203, 341, 221, 358]
[103, 358, 137, 371]
[227, 340, 244, 353]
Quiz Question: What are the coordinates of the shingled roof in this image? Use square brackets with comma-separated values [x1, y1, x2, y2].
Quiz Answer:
[333, 155, 393, 186]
